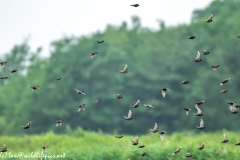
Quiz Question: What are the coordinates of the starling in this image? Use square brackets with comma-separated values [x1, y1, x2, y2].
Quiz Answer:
[184, 108, 191, 115]
[220, 78, 230, 86]
[131, 4, 139, 7]
[10, 69, 17, 74]
[124, 110, 133, 120]
[119, 64, 128, 73]
[150, 123, 159, 133]
[0, 144, 7, 152]
[188, 36, 195, 39]
[196, 119, 205, 130]
[131, 100, 140, 108]
[205, 14, 213, 23]
[138, 145, 145, 148]
[159, 131, 166, 140]
[0, 77, 8, 80]
[75, 89, 86, 95]
[97, 40, 104, 44]
[139, 152, 147, 156]
[22, 121, 31, 129]
[202, 50, 210, 55]
[198, 142, 205, 150]
[0, 61, 7, 67]
[162, 88, 170, 98]
[195, 100, 205, 108]
[41, 146, 49, 151]
[115, 135, 123, 138]
[130, 137, 139, 145]
[211, 65, 220, 70]
[193, 51, 202, 62]
[114, 94, 122, 99]
[221, 133, 229, 143]
[31, 86, 40, 92]
[144, 104, 154, 108]
[78, 104, 85, 112]
[172, 146, 181, 155]
[92, 100, 99, 103]
[56, 120, 63, 126]
[91, 52, 98, 58]
[195, 106, 203, 116]
[181, 80, 189, 84]
[185, 153, 192, 158]
[220, 89, 228, 93]
[55, 77, 61, 80]
[228, 102, 238, 114]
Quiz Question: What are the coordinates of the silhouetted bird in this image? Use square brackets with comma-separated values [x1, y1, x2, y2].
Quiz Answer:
[172, 146, 181, 155]
[22, 121, 31, 129]
[119, 64, 128, 73]
[144, 104, 154, 108]
[159, 131, 166, 140]
[220, 89, 228, 93]
[0, 144, 7, 152]
[220, 78, 230, 86]
[97, 40, 104, 44]
[56, 120, 63, 126]
[55, 77, 61, 80]
[130, 137, 139, 145]
[138, 145, 145, 148]
[198, 142, 205, 150]
[124, 110, 133, 120]
[184, 108, 191, 115]
[193, 51, 201, 62]
[131, 4, 139, 7]
[114, 94, 122, 99]
[211, 64, 220, 70]
[185, 153, 192, 158]
[162, 88, 170, 98]
[188, 36, 195, 39]
[78, 104, 85, 112]
[31, 86, 40, 92]
[205, 14, 213, 23]
[131, 100, 140, 108]
[150, 123, 158, 133]
[235, 142, 240, 145]
[91, 52, 98, 58]
[196, 119, 205, 130]
[221, 133, 229, 143]
[75, 89, 86, 95]
[202, 50, 210, 55]
[10, 70, 17, 74]
[181, 80, 189, 84]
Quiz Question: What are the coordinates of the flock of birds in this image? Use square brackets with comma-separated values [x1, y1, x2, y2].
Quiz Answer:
[1, 3, 240, 159]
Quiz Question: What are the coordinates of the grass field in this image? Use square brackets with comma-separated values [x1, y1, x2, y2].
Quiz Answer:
[1, 128, 240, 160]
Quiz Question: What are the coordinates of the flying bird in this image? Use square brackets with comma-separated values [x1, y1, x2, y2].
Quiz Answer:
[150, 123, 159, 133]
[205, 14, 213, 23]
[131, 100, 140, 108]
[188, 36, 195, 39]
[144, 104, 154, 108]
[97, 40, 104, 44]
[130, 137, 139, 145]
[220, 78, 230, 86]
[139, 152, 147, 156]
[41, 146, 49, 151]
[31, 86, 40, 92]
[181, 80, 189, 84]
[211, 65, 220, 70]
[162, 88, 170, 98]
[91, 52, 98, 58]
[235, 142, 240, 145]
[138, 145, 145, 148]
[195, 106, 203, 116]
[196, 119, 205, 130]
[0, 77, 8, 80]
[114, 94, 122, 99]
[78, 104, 85, 112]
[198, 142, 205, 150]
[0, 144, 7, 152]
[124, 110, 133, 120]
[55, 77, 61, 80]
[220, 89, 228, 93]
[56, 120, 63, 126]
[228, 102, 238, 114]
[184, 108, 191, 115]
[159, 131, 166, 140]
[115, 135, 123, 138]
[75, 89, 86, 95]
[195, 100, 205, 108]
[131, 4, 139, 7]
[92, 100, 99, 103]
[22, 121, 31, 129]
[119, 64, 128, 74]
[0, 61, 7, 67]
[202, 50, 210, 55]
[221, 133, 229, 143]
[193, 51, 202, 62]
[185, 153, 192, 158]
[10, 69, 17, 74]
[172, 146, 181, 155]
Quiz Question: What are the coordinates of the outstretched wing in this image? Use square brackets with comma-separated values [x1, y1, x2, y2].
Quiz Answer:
[154, 123, 158, 130]
[162, 90, 166, 98]
[207, 14, 213, 21]
[196, 51, 201, 60]
[223, 133, 227, 141]
[196, 107, 202, 114]
[200, 119, 204, 127]
[128, 110, 132, 118]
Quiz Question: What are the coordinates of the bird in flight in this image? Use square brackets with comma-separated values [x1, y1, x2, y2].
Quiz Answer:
[205, 14, 213, 23]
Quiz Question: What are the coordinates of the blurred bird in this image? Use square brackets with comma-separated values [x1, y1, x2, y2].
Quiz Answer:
[235, 142, 240, 145]
[185, 153, 192, 158]
[130, 137, 139, 145]
[196, 119, 205, 130]
[188, 36, 195, 39]
[78, 104, 85, 112]
[193, 51, 202, 62]
[0, 77, 8, 80]
[144, 104, 154, 108]
[138, 145, 145, 148]
[131, 100, 140, 108]
[55, 77, 61, 80]
[92, 100, 99, 103]
[195, 100, 205, 108]
[131, 4, 139, 7]
[221, 133, 229, 143]
[119, 64, 128, 74]
[0, 144, 7, 152]
[10, 69, 17, 74]
[220, 89, 228, 93]
[162, 88, 170, 98]
[202, 50, 210, 55]
[97, 40, 104, 44]
[22, 121, 31, 129]
[124, 110, 133, 120]
[184, 108, 191, 115]
[115, 135, 123, 138]
[114, 94, 122, 99]
[220, 78, 230, 86]
[198, 142, 205, 150]
[211, 64, 220, 70]
[75, 89, 86, 95]
[56, 120, 63, 126]
[172, 146, 181, 155]
[0, 61, 7, 67]
[91, 52, 98, 58]
[195, 106, 203, 116]
[139, 152, 147, 156]
[31, 86, 40, 92]
[181, 80, 189, 84]
[159, 131, 166, 140]
[150, 123, 159, 133]
[205, 14, 213, 23]
[41, 146, 49, 151]
[228, 102, 238, 114]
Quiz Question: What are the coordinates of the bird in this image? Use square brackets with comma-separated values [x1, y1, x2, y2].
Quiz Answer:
[10, 69, 17, 74]
[162, 88, 170, 98]
[181, 80, 189, 84]
[228, 102, 238, 114]
[0, 144, 7, 152]
[185, 153, 192, 158]
[202, 50, 210, 55]
[131, 100, 140, 108]
[193, 51, 202, 62]
[92, 100, 99, 103]
[220, 78, 230, 86]
[114, 94, 122, 99]
[196, 119, 205, 130]
[0, 61, 7, 67]
[75, 89, 86, 95]
[97, 40, 104, 44]
[211, 65, 220, 70]
[41, 146, 49, 151]
[144, 104, 154, 108]
[91, 52, 98, 58]
[184, 108, 191, 115]
[150, 123, 159, 133]
[119, 64, 128, 74]
[172, 146, 181, 155]
[115, 135, 123, 138]
[188, 36, 195, 39]
[131, 4, 139, 7]
[220, 89, 228, 93]
[22, 121, 31, 129]
[159, 131, 166, 140]
[31, 86, 40, 92]
[198, 142, 205, 150]
[78, 104, 85, 112]
[124, 110, 133, 120]
[138, 145, 145, 148]
[221, 133, 229, 143]
[195, 106, 203, 116]
[195, 100, 205, 108]
[56, 120, 63, 126]
[205, 14, 213, 23]
[235, 142, 240, 145]
[130, 137, 139, 145]
[55, 77, 61, 80]
[0, 77, 8, 80]
[139, 152, 147, 156]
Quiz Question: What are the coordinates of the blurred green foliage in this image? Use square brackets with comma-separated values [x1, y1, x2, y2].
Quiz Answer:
[0, 0, 240, 135]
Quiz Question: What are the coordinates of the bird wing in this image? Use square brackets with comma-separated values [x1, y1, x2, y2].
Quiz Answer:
[75, 89, 80, 92]
[154, 123, 158, 130]
[196, 51, 201, 59]
[223, 133, 227, 141]
[123, 64, 128, 71]
[200, 119, 204, 127]
[196, 107, 202, 114]
[207, 14, 213, 21]
[160, 134, 164, 141]
[128, 110, 132, 118]
[162, 90, 166, 98]
[135, 137, 139, 143]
